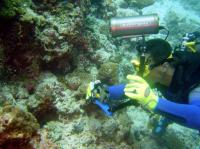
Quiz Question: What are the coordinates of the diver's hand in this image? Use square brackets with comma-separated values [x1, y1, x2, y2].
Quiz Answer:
[124, 75, 158, 110]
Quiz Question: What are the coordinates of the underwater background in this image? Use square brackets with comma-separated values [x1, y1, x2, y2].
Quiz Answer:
[0, 0, 200, 148]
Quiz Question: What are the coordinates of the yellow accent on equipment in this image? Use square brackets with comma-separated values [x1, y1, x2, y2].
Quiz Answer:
[183, 41, 197, 52]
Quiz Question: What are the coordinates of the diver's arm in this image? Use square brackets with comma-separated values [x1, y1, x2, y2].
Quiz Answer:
[108, 84, 200, 130]
[123, 75, 200, 130]
[155, 92, 200, 130]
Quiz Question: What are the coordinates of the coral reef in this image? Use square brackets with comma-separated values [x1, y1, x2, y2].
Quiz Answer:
[30, 129, 59, 149]
[0, 105, 39, 148]
[0, 0, 32, 18]
[34, 2, 97, 74]
[0, 82, 29, 107]
[65, 69, 92, 90]
[125, 0, 155, 9]
[98, 62, 119, 85]
[43, 111, 133, 148]
[25, 72, 88, 125]
[0, 10, 43, 79]
[162, 124, 200, 149]
[0, 0, 94, 78]
[91, 0, 117, 19]
[0, 0, 200, 148]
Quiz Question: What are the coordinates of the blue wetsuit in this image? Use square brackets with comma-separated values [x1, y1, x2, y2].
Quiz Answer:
[106, 84, 200, 131]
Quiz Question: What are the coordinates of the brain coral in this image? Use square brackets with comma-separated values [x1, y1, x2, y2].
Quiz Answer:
[97, 62, 119, 85]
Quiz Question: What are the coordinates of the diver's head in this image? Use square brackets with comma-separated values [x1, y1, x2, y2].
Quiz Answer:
[144, 39, 175, 87]
[145, 38, 172, 66]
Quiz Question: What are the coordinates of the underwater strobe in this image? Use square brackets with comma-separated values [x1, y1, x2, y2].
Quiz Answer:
[110, 14, 159, 37]
[110, 14, 167, 77]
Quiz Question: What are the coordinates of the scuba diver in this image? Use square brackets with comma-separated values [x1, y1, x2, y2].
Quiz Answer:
[86, 38, 200, 134]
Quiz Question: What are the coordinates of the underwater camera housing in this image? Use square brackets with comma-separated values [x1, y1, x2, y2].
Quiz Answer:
[110, 14, 167, 76]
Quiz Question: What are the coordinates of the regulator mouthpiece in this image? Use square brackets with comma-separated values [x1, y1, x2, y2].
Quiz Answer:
[110, 14, 159, 37]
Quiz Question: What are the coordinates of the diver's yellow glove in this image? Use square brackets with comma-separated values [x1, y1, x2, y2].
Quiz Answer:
[124, 75, 158, 110]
